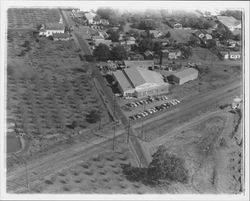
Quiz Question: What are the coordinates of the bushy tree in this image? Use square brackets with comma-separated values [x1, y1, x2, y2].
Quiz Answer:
[107, 29, 120, 42]
[122, 145, 188, 185]
[93, 43, 111, 61]
[165, 31, 171, 38]
[111, 45, 128, 60]
[86, 110, 101, 124]
[147, 146, 188, 183]
[138, 38, 154, 52]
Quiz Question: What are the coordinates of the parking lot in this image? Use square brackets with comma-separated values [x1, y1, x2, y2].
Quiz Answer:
[128, 98, 180, 121]
[119, 94, 181, 122]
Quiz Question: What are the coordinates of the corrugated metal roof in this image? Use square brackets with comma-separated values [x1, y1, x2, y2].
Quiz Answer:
[113, 70, 133, 92]
[137, 68, 165, 85]
[124, 60, 154, 68]
[124, 68, 145, 87]
[173, 68, 198, 79]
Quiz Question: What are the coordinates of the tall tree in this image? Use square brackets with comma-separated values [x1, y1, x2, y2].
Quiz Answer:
[111, 45, 128, 60]
[93, 43, 111, 61]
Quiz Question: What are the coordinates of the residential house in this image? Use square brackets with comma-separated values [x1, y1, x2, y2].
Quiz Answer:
[93, 39, 112, 47]
[229, 51, 241, 60]
[143, 51, 154, 60]
[100, 19, 109, 25]
[125, 36, 136, 45]
[173, 23, 183, 29]
[217, 16, 241, 33]
[85, 11, 97, 25]
[220, 51, 241, 60]
[168, 50, 182, 60]
[39, 23, 65, 37]
[52, 33, 71, 41]
[149, 30, 163, 38]
[128, 52, 144, 61]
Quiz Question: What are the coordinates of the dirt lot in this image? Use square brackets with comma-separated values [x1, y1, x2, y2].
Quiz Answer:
[8, 8, 60, 29]
[148, 110, 243, 193]
[7, 30, 111, 169]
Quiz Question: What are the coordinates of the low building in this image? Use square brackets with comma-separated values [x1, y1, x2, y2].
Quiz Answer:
[124, 60, 154, 70]
[39, 23, 65, 37]
[128, 53, 144, 61]
[113, 67, 169, 98]
[168, 50, 182, 60]
[149, 30, 163, 38]
[93, 39, 112, 47]
[85, 11, 97, 24]
[220, 51, 241, 60]
[173, 23, 182, 29]
[229, 51, 241, 60]
[169, 68, 198, 85]
[52, 33, 71, 41]
[125, 36, 136, 45]
[217, 16, 241, 32]
[143, 51, 154, 60]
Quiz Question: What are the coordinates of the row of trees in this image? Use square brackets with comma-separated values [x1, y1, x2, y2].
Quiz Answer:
[93, 43, 128, 61]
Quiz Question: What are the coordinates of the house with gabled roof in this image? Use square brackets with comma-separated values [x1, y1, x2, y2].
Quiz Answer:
[39, 22, 65, 37]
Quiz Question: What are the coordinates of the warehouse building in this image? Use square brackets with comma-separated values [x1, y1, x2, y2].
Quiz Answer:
[169, 68, 198, 85]
[113, 67, 169, 98]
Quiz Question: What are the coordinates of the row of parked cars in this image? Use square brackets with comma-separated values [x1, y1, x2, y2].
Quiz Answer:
[129, 99, 180, 121]
[126, 95, 169, 108]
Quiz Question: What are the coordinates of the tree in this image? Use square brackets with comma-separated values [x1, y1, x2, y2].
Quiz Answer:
[153, 41, 162, 55]
[165, 31, 171, 38]
[85, 110, 101, 124]
[111, 45, 128, 60]
[147, 146, 188, 183]
[107, 29, 120, 42]
[138, 38, 154, 52]
[93, 43, 111, 61]
[122, 145, 188, 185]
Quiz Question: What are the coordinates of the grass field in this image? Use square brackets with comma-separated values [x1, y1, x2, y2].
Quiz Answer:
[7, 29, 111, 168]
[8, 8, 60, 29]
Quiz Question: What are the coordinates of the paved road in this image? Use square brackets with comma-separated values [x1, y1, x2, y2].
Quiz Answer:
[133, 79, 242, 130]
[7, 128, 126, 192]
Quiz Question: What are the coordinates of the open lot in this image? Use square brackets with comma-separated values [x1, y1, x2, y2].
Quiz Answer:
[7, 30, 111, 169]
[147, 110, 243, 193]
[8, 8, 60, 29]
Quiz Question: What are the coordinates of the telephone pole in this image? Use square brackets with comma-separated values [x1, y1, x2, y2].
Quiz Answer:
[112, 94, 116, 151]
[127, 119, 130, 144]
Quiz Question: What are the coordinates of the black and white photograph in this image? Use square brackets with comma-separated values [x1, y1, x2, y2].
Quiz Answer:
[0, 1, 249, 200]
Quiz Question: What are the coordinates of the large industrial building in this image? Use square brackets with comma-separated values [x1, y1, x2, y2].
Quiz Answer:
[169, 68, 199, 85]
[113, 67, 169, 98]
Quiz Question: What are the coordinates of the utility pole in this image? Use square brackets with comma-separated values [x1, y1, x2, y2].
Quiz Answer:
[14, 123, 29, 190]
[127, 119, 130, 144]
[141, 104, 146, 140]
[112, 94, 116, 151]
